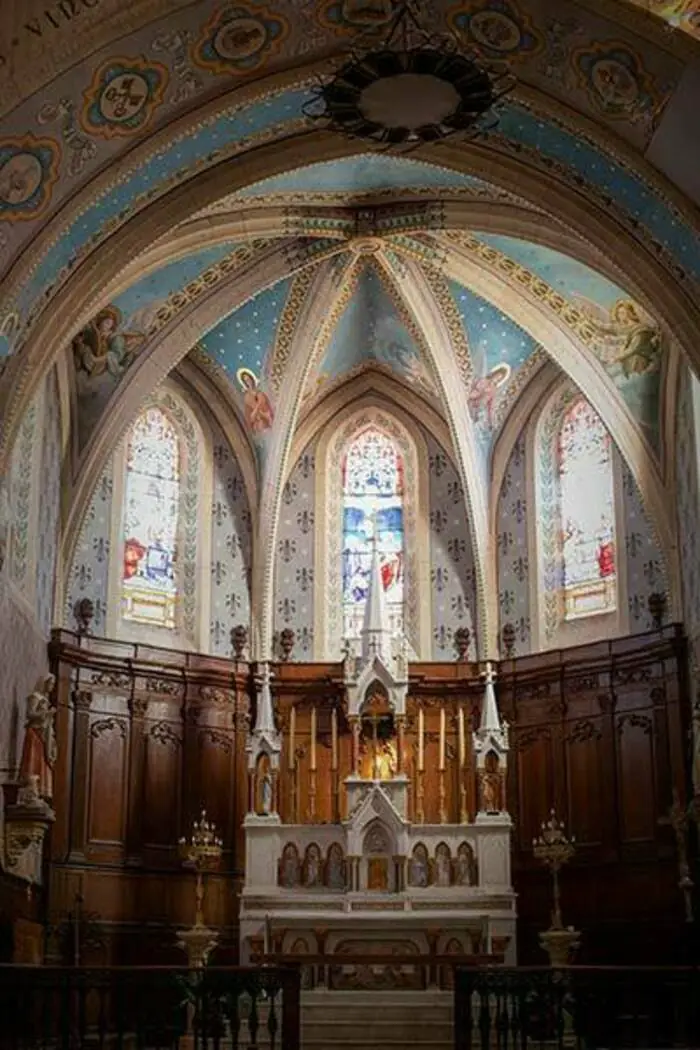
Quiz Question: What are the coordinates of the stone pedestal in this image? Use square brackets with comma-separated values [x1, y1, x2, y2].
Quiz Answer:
[2, 776, 55, 887]
[539, 927, 580, 967]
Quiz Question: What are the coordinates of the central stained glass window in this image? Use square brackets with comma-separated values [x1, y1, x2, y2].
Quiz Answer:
[558, 398, 616, 619]
[342, 426, 404, 639]
[121, 407, 180, 629]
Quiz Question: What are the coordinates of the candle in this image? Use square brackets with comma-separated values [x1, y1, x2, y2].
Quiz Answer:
[458, 707, 465, 768]
[310, 705, 317, 771]
[331, 706, 338, 771]
[439, 707, 446, 771]
[418, 708, 424, 772]
[289, 705, 296, 771]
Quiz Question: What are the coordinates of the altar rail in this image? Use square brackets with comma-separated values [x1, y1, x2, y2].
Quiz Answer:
[0, 965, 300, 1050]
[454, 966, 700, 1049]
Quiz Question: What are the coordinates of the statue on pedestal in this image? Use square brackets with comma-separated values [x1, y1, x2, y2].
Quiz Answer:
[19, 675, 57, 801]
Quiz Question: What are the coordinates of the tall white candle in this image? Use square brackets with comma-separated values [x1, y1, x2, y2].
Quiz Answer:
[331, 707, 338, 770]
[439, 707, 446, 771]
[310, 705, 317, 771]
[458, 707, 465, 768]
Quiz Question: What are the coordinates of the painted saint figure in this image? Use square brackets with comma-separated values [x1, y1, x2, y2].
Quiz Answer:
[72, 306, 144, 380]
[237, 368, 274, 434]
[19, 675, 57, 801]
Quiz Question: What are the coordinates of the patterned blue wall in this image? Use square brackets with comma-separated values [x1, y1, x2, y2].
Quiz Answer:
[210, 429, 252, 656]
[65, 467, 114, 635]
[273, 440, 317, 660]
[496, 435, 532, 656]
[36, 369, 62, 634]
[427, 434, 478, 661]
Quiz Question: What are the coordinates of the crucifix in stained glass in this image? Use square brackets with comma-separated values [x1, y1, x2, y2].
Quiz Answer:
[342, 427, 404, 639]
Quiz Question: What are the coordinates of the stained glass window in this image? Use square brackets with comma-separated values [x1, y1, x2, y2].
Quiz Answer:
[558, 399, 616, 619]
[342, 427, 404, 639]
[121, 407, 180, 629]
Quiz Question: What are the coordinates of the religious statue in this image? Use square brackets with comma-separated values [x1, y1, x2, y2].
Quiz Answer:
[409, 844, 429, 888]
[480, 773, 500, 814]
[19, 675, 57, 801]
[326, 843, 346, 890]
[434, 843, 452, 888]
[373, 739, 397, 780]
[260, 774, 273, 815]
[303, 844, 322, 888]
[455, 843, 475, 886]
[279, 843, 300, 888]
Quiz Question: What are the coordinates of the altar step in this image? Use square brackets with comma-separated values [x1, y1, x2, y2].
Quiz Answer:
[301, 989, 454, 1049]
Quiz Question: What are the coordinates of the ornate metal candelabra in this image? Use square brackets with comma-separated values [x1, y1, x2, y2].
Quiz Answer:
[533, 809, 575, 930]
[178, 809, 223, 928]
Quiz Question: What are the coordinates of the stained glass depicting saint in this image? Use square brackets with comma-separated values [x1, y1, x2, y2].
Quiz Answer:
[558, 399, 616, 619]
[342, 427, 404, 637]
[121, 407, 180, 628]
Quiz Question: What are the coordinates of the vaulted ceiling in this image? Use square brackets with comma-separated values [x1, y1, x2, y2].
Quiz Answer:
[0, 0, 697, 659]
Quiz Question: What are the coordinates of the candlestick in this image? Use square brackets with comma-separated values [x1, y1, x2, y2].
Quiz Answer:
[331, 706, 338, 771]
[310, 705, 317, 771]
[418, 708, 424, 772]
[178, 810, 223, 927]
[289, 705, 296, 771]
[458, 707, 465, 768]
[439, 707, 446, 771]
[533, 809, 576, 931]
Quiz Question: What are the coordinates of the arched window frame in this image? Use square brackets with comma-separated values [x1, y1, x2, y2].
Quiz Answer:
[107, 387, 211, 650]
[341, 426, 406, 642]
[534, 385, 628, 649]
[314, 404, 430, 660]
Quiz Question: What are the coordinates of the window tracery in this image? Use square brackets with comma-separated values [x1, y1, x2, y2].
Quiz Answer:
[121, 407, 181, 629]
[342, 426, 405, 640]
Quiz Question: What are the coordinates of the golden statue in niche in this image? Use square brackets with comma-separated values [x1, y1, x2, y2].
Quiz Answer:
[359, 711, 397, 780]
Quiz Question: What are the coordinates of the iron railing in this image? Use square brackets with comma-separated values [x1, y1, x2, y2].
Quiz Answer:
[0, 965, 300, 1050]
[455, 966, 700, 1049]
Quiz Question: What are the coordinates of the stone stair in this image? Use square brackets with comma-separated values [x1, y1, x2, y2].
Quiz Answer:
[301, 989, 454, 1050]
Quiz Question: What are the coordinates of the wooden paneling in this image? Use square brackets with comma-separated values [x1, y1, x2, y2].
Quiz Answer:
[43, 625, 692, 966]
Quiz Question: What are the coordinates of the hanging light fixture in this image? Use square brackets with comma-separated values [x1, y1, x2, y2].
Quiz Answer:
[303, 0, 514, 148]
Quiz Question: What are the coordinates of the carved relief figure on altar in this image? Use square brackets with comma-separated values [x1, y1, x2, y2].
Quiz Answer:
[433, 842, 452, 887]
[303, 843, 323, 888]
[19, 674, 57, 801]
[409, 843, 430, 888]
[454, 842, 477, 886]
[325, 842, 346, 890]
[278, 843, 301, 888]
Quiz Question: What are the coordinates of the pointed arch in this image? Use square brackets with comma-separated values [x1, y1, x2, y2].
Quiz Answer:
[315, 405, 430, 660]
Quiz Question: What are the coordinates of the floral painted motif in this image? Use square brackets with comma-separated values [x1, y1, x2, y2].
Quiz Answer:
[574, 43, 658, 121]
[81, 57, 169, 138]
[318, 0, 395, 33]
[0, 135, 60, 220]
[193, 4, 289, 76]
[275, 442, 316, 659]
[428, 436, 477, 660]
[449, 0, 543, 59]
